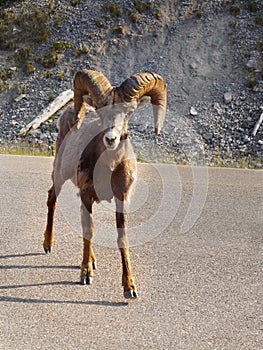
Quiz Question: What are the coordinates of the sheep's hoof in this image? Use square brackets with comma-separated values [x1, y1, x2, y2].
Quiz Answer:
[124, 290, 138, 299]
[92, 261, 97, 270]
[86, 276, 93, 285]
[43, 244, 51, 254]
[80, 276, 93, 285]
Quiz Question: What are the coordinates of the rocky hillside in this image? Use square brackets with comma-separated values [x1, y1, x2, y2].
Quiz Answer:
[0, 0, 262, 167]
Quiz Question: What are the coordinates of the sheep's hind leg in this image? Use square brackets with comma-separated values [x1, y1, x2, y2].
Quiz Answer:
[115, 197, 138, 299]
[43, 185, 59, 253]
[80, 192, 96, 285]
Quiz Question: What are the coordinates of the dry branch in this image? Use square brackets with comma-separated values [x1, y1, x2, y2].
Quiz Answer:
[252, 111, 263, 137]
[19, 89, 73, 137]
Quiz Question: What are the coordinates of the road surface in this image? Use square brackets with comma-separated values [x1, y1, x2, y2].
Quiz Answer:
[0, 155, 262, 349]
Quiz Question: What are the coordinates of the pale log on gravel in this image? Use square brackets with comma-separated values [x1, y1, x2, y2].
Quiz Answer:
[252, 111, 263, 137]
[19, 89, 73, 136]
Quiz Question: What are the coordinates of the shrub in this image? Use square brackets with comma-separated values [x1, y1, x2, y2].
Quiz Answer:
[230, 5, 241, 17]
[104, 3, 121, 18]
[129, 11, 139, 23]
[248, 0, 261, 12]
[134, 0, 153, 13]
[0, 4, 51, 50]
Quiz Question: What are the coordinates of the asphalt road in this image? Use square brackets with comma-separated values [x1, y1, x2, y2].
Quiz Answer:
[0, 154, 262, 350]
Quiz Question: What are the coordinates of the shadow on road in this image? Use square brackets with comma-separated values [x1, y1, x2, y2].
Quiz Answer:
[0, 264, 80, 270]
[0, 295, 128, 307]
[0, 253, 44, 259]
[0, 254, 129, 307]
[0, 280, 79, 289]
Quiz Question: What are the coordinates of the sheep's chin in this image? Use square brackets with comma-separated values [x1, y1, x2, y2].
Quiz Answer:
[105, 143, 119, 151]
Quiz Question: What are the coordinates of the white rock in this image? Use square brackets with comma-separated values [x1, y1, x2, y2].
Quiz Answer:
[190, 62, 197, 70]
[190, 107, 198, 116]
[203, 132, 213, 140]
[243, 135, 250, 143]
[51, 132, 58, 139]
[40, 133, 47, 140]
[224, 92, 232, 104]
[246, 59, 257, 70]
[14, 94, 27, 103]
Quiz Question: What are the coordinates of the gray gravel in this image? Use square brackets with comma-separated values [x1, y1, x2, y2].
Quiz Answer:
[0, 0, 262, 166]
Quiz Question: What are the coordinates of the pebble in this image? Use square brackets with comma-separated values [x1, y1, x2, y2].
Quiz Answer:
[203, 132, 213, 140]
[14, 94, 27, 103]
[214, 102, 223, 114]
[51, 132, 58, 139]
[190, 107, 198, 116]
[190, 62, 198, 70]
[246, 59, 257, 70]
[224, 92, 232, 104]
[243, 135, 250, 143]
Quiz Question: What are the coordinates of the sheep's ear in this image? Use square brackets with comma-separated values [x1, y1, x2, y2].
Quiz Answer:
[83, 94, 96, 108]
[125, 97, 150, 117]
[137, 96, 151, 109]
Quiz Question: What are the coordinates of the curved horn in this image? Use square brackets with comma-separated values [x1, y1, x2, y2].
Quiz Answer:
[118, 72, 167, 135]
[74, 69, 113, 122]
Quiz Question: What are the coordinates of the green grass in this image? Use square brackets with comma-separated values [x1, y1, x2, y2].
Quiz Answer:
[0, 141, 54, 157]
[136, 148, 263, 169]
[0, 141, 262, 169]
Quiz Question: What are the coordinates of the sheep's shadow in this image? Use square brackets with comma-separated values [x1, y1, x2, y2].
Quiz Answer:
[0, 264, 80, 270]
[0, 258, 128, 307]
[0, 294, 128, 307]
[0, 280, 79, 290]
[0, 253, 43, 259]
[0, 253, 80, 270]
[0, 281, 128, 307]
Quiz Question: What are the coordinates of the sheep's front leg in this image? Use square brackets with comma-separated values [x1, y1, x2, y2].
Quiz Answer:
[43, 185, 58, 253]
[80, 190, 96, 285]
[115, 197, 138, 299]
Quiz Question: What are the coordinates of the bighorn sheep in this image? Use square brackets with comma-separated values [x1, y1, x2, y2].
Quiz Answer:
[43, 70, 167, 298]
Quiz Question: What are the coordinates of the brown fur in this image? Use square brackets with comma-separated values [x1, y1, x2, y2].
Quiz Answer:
[43, 103, 138, 298]
[43, 70, 166, 299]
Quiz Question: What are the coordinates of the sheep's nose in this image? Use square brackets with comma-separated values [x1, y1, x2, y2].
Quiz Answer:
[105, 136, 117, 146]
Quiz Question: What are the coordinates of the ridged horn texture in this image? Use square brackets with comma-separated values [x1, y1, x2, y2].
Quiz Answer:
[74, 70, 167, 134]
[74, 69, 113, 121]
[118, 72, 167, 135]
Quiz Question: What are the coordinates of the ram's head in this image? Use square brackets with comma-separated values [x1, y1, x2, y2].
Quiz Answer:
[74, 70, 167, 150]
